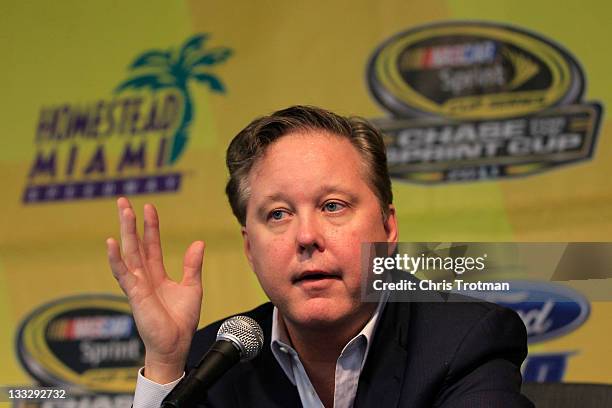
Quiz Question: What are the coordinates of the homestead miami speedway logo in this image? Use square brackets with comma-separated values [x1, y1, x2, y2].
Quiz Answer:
[23, 34, 233, 203]
[367, 21, 603, 184]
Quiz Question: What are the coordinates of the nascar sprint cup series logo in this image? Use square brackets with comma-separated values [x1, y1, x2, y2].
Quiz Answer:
[15, 295, 143, 407]
[367, 21, 603, 184]
[23, 34, 232, 203]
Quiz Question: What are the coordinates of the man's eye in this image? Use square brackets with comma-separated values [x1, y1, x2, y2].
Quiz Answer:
[323, 202, 345, 212]
[269, 210, 286, 220]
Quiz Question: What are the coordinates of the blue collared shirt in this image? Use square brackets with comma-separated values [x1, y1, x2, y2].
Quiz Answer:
[133, 294, 387, 408]
[270, 294, 387, 408]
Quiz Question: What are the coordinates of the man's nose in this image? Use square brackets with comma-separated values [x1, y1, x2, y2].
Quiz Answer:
[295, 214, 325, 254]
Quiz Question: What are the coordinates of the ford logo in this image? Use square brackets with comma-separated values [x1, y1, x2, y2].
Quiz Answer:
[486, 280, 590, 343]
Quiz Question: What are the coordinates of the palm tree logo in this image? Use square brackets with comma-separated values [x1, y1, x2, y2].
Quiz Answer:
[116, 34, 233, 164]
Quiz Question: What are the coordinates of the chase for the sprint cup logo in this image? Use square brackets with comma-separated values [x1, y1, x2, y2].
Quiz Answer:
[367, 21, 603, 184]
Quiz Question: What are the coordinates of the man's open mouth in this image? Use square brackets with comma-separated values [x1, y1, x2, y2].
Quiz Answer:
[293, 271, 341, 283]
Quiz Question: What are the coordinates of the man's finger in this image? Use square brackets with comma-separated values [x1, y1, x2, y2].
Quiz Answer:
[106, 238, 136, 294]
[143, 203, 166, 285]
[117, 198, 145, 270]
[181, 241, 205, 287]
[116, 197, 132, 233]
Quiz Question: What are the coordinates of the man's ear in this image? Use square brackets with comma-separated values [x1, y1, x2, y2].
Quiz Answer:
[241, 225, 254, 270]
[384, 204, 398, 253]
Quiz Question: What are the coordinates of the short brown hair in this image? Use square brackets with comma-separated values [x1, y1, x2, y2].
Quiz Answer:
[225, 105, 393, 226]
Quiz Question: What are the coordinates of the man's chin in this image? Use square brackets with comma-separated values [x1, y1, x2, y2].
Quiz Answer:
[281, 298, 362, 331]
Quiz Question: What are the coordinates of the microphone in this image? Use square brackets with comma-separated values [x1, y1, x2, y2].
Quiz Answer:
[161, 315, 264, 408]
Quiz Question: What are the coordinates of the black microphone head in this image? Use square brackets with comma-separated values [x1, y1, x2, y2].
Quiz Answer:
[216, 315, 264, 362]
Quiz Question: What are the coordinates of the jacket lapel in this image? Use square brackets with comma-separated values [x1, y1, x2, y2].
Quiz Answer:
[354, 299, 411, 408]
[235, 306, 302, 408]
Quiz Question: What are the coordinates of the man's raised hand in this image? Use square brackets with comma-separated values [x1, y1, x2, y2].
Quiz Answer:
[106, 197, 205, 384]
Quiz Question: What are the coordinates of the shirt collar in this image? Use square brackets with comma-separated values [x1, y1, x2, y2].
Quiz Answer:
[270, 291, 389, 384]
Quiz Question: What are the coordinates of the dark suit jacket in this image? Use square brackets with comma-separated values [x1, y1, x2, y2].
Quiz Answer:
[186, 292, 534, 407]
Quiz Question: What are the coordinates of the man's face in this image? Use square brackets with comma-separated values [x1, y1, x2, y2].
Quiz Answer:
[241, 130, 397, 331]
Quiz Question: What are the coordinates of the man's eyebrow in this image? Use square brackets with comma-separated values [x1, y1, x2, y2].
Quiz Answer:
[317, 185, 358, 201]
[258, 193, 287, 205]
[254, 186, 359, 216]
[254, 193, 287, 219]
[258, 186, 354, 203]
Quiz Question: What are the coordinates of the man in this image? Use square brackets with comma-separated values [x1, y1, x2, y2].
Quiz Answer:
[107, 106, 533, 407]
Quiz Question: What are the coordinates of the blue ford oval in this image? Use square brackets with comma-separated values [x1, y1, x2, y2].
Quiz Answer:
[487, 280, 590, 343]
